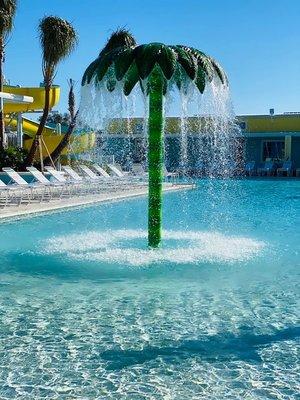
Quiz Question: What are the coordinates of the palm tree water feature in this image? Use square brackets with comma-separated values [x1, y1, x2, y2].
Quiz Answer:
[79, 30, 237, 248]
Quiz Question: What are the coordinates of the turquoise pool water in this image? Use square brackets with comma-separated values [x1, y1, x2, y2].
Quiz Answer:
[0, 179, 299, 399]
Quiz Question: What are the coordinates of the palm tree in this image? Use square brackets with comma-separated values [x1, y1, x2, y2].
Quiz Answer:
[44, 79, 78, 165]
[25, 16, 77, 166]
[82, 30, 227, 248]
[0, 0, 17, 150]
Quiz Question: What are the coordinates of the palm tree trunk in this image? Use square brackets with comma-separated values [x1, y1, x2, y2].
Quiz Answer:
[148, 69, 164, 248]
[24, 82, 51, 167]
[43, 111, 78, 165]
[0, 37, 5, 150]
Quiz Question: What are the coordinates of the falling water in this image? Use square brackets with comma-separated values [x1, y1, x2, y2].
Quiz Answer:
[78, 68, 243, 232]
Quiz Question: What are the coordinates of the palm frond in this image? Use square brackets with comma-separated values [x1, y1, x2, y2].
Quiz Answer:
[157, 45, 177, 80]
[81, 32, 228, 96]
[114, 47, 134, 80]
[39, 16, 78, 69]
[134, 44, 159, 80]
[207, 56, 228, 84]
[94, 52, 115, 83]
[195, 67, 206, 93]
[178, 46, 215, 82]
[0, 0, 17, 37]
[68, 78, 76, 119]
[171, 46, 197, 80]
[100, 28, 136, 57]
[82, 58, 100, 85]
[123, 62, 139, 96]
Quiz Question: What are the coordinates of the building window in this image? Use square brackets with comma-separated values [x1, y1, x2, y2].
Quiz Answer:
[262, 141, 285, 161]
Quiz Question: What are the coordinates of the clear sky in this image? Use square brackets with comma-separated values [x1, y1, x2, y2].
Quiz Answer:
[4, 0, 300, 116]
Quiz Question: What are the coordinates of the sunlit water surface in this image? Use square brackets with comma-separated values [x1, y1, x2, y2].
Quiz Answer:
[0, 179, 299, 399]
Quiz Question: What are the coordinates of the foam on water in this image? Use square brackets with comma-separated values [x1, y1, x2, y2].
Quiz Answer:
[44, 230, 265, 266]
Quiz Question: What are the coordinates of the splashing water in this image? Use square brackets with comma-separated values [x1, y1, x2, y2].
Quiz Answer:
[78, 69, 241, 176]
[78, 67, 243, 245]
[44, 229, 265, 267]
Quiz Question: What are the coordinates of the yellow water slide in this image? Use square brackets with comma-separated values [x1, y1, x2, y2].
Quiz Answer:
[5, 116, 55, 138]
[3, 85, 95, 158]
[3, 85, 60, 113]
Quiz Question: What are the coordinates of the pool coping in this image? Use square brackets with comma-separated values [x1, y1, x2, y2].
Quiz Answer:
[0, 182, 195, 222]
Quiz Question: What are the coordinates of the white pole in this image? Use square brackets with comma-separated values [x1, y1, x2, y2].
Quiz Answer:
[0, 96, 6, 147]
[17, 112, 23, 147]
[56, 123, 61, 134]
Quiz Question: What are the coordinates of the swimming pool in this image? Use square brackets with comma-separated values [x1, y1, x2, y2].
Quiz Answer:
[0, 179, 299, 399]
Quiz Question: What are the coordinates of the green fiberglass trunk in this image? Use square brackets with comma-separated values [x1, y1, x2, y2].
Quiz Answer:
[148, 69, 164, 248]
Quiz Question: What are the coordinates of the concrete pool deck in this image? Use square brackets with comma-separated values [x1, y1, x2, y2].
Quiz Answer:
[0, 182, 195, 220]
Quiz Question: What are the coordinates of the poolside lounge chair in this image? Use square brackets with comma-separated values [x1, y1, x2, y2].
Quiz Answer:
[116, 163, 130, 175]
[78, 164, 117, 190]
[164, 165, 178, 181]
[131, 163, 148, 177]
[2, 167, 46, 202]
[26, 167, 66, 198]
[44, 166, 67, 183]
[44, 166, 79, 196]
[245, 161, 256, 176]
[0, 178, 29, 207]
[61, 166, 84, 183]
[79, 164, 133, 192]
[277, 161, 293, 176]
[257, 161, 276, 176]
[78, 164, 102, 182]
[107, 163, 127, 178]
[92, 164, 111, 178]
[107, 163, 142, 181]
[106, 163, 148, 189]
[92, 163, 139, 190]
[62, 165, 101, 194]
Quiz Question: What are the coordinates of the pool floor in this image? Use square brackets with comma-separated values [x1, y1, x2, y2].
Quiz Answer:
[0, 179, 299, 399]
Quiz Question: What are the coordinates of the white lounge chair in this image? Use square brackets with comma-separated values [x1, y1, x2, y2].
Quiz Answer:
[0, 178, 28, 207]
[92, 164, 111, 178]
[62, 165, 97, 194]
[164, 165, 178, 181]
[92, 163, 135, 190]
[61, 166, 84, 182]
[79, 164, 130, 192]
[26, 167, 66, 199]
[107, 163, 126, 178]
[108, 163, 148, 180]
[78, 164, 102, 182]
[132, 163, 148, 177]
[106, 163, 147, 188]
[44, 166, 76, 196]
[2, 167, 46, 203]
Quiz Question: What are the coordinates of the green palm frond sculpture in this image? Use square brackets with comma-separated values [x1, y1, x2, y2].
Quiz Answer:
[82, 29, 228, 248]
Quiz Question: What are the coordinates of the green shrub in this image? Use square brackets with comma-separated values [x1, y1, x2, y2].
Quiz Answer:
[0, 146, 28, 171]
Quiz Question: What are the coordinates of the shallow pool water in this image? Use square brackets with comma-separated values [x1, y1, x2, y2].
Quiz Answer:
[0, 179, 299, 399]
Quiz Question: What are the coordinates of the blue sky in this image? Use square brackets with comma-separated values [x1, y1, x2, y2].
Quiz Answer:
[5, 0, 300, 116]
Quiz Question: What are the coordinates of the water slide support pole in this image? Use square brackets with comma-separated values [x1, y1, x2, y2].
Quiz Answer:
[17, 112, 23, 147]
